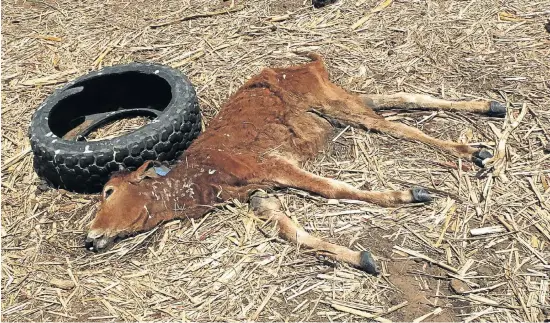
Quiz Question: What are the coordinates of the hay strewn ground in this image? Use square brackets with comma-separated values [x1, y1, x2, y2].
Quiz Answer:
[2, 0, 549, 321]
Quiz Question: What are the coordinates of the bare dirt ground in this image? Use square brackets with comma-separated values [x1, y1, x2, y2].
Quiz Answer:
[2, 0, 550, 321]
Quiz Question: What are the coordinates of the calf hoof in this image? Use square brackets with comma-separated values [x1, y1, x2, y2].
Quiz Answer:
[312, 0, 337, 8]
[488, 101, 506, 117]
[411, 187, 432, 203]
[472, 149, 493, 168]
[359, 251, 379, 275]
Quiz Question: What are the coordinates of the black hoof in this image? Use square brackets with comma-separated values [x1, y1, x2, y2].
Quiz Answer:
[411, 187, 432, 203]
[359, 251, 379, 275]
[488, 101, 506, 117]
[312, 0, 337, 8]
[472, 149, 493, 168]
[84, 237, 96, 252]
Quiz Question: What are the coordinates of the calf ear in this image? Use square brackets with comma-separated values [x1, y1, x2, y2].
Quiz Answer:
[130, 161, 167, 183]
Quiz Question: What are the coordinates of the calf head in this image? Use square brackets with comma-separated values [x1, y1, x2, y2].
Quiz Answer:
[85, 161, 175, 251]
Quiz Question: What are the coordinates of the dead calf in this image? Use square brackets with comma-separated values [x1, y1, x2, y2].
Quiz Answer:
[85, 53, 505, 274]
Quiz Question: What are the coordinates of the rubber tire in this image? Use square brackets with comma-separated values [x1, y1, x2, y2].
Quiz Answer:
[28, 63, 201, 193]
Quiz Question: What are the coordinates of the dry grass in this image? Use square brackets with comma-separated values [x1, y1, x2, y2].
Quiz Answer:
[86, 117, 152, 141]
[2, 0, 550, 322]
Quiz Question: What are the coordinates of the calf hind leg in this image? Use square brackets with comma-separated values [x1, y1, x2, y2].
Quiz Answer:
[249, 191, 378, 275]
[262, 159, 432, 206]
[312, 106, 493, 167]
[367, 118, 493, 167]
[360, 92, 507, 117]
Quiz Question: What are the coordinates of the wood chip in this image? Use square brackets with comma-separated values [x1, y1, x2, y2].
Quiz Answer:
[49, 278, 75, 290]
[470, 226, 507, 236]
[449, 279, 471, 294]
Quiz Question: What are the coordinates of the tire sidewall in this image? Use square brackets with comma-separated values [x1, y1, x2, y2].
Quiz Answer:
[29, 63, 201, 192]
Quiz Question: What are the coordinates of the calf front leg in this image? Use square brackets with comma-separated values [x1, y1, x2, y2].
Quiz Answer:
[258, 159, 432, 206]
[360, 92, 507, 117]
[249, 191, 378, 275]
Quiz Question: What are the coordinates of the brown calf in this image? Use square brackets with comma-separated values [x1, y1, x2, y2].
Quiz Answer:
[85, 54, 505, 274]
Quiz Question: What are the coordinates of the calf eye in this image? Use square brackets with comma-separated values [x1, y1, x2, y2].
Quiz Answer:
[104, 188, 114, 199]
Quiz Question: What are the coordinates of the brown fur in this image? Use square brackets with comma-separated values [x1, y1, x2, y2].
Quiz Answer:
[86, 54, 501, 270]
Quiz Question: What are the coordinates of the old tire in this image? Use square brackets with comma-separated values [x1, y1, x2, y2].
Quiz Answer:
[28, 63, 201, 193]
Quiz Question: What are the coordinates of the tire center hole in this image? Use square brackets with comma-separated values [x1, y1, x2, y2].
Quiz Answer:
[49, 71, 171, 139]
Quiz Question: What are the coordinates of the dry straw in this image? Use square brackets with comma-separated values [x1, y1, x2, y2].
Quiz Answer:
[2, 0, 549, 321]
